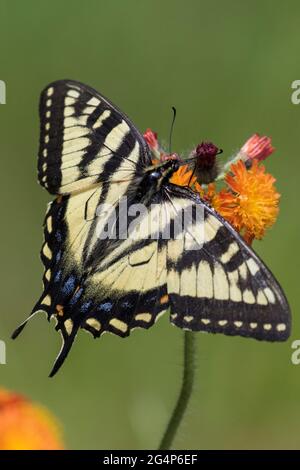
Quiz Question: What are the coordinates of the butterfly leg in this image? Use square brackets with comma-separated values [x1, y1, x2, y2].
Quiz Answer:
[187, 166, 196, 188]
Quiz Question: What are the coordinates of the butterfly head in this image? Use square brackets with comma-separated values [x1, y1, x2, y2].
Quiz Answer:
[152, 156, 180, 183]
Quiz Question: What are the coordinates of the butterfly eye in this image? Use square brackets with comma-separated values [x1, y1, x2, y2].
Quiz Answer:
[148, 171, 160, 182]
[172, 160, 180, 171]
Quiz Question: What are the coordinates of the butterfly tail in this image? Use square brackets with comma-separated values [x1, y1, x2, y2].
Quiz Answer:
[49, 295, 84, 377]
[11, 310, 44, 340]
[11, 316, 32, 339]
[49, 329, 77, 377]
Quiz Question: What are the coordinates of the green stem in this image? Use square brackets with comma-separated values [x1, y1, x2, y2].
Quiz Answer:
[159, 331, 196, 450]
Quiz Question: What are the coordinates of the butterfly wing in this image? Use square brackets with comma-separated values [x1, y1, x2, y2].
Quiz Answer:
[165, 184, 291, 340]
[38, 80, 151, 194]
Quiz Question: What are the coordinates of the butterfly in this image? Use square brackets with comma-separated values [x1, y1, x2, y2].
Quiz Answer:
[12, 80, 291, 377]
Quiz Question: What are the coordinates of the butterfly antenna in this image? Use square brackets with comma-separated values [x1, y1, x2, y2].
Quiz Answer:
[168, 106, 177, 154]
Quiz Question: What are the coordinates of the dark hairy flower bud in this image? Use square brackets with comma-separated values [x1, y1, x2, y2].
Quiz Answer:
[191, 141, 221, 184]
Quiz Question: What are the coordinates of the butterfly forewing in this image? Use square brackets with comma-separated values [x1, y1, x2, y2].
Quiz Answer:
[38, 80, 151, 194]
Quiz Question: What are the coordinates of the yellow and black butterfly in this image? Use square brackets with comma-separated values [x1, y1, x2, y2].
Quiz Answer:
[12, 80, 291, 376]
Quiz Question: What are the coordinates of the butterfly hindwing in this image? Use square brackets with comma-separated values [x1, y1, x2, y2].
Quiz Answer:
[165, 185, 290, 341]
[38, 80, 151, 194]
[48, 231, 169, 376]
[15, 187, 170, 375]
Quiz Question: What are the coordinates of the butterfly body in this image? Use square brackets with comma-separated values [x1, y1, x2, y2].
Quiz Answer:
[12, 80, 291, 376]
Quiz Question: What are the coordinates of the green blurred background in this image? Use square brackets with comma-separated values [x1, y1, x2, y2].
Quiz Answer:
[0, 0, 299, 450]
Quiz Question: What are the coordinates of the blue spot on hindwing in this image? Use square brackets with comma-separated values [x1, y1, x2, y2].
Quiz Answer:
[69, 287, 83, 306]
[55, 230, 62, 243]
[98, 301, 113, 313]
[62, 275, 76, 295]
[80, 301, 92, 313]
[121, 300, 133, 309]
[54, 270, 62, 282]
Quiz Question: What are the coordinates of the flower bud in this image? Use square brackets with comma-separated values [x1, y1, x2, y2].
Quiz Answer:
[191, 141, 220, 184]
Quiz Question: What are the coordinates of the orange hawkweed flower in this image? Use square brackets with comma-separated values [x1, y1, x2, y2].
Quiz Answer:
[143, 128, 158, 150]
[239, 133, 275, 162]
[170, 164, 197, 187]
[0, 388, 64, 450]
[195, 182, 216, 202]
[213, 160, 280, 243]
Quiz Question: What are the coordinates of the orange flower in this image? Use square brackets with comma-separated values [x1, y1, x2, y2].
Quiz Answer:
[0, 388, 64, 450]
[170, 164, 197, 187]
[195, 182, 216, 202]
[213, 160, 280, 243]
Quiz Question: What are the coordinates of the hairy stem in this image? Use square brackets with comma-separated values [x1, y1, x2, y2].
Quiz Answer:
[159, 331, 196, 450]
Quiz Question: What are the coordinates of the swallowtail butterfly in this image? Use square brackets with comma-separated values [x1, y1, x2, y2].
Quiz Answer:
[12, 80, 291, 376]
